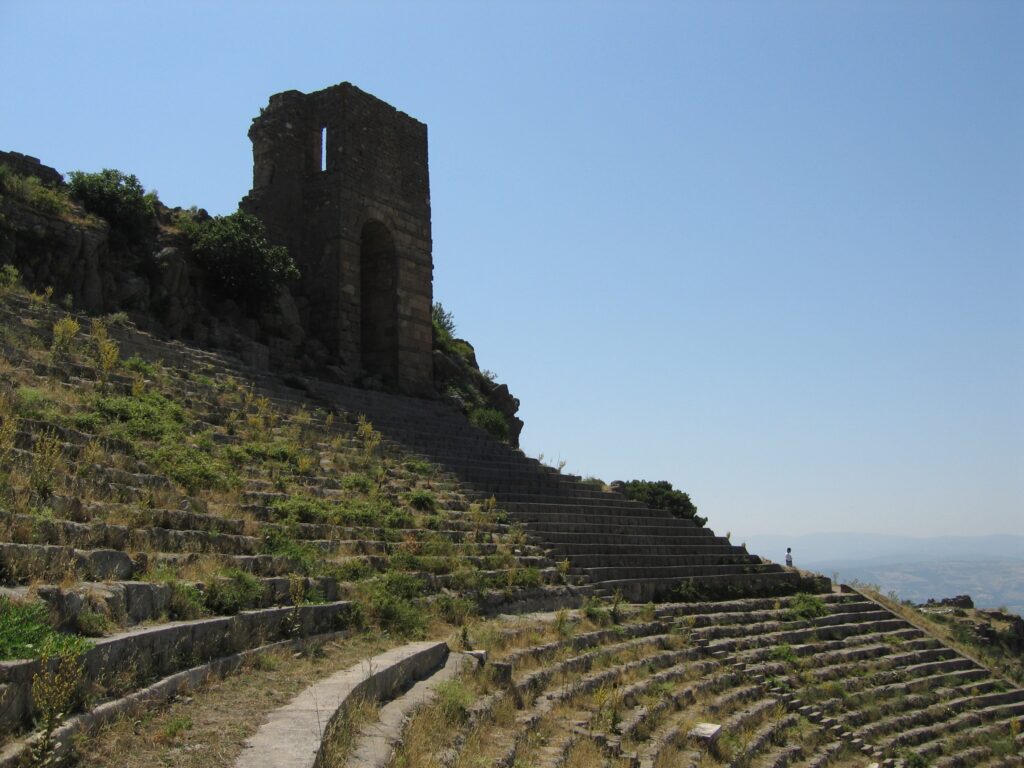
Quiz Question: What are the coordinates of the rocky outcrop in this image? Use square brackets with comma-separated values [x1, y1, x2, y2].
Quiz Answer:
[0, 157, 319, 375]
[433, 336, 524, 447]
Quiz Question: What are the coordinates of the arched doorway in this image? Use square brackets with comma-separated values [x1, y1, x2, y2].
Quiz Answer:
[359, 220, 399, 386]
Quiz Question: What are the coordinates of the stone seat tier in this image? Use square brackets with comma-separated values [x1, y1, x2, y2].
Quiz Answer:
[566, 553, 763, 570]
[652, 592, 858, 618]
[497, 500, 686, 518]
[547, 543, 746, 559]
[0, 599, 354, 733]
[508, 507, 701, 525]
[569, 561, 783, 580]
[522, 520, 721, 538]
[588, 569, 805, 601]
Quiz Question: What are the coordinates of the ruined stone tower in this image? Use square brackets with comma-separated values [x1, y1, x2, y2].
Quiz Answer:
[241, 83, 433, 395]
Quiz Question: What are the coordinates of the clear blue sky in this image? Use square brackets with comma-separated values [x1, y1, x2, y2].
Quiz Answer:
[2, 1, 1021, 541]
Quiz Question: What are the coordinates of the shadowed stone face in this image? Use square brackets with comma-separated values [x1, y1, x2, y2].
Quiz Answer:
[241, 83, 434, 396]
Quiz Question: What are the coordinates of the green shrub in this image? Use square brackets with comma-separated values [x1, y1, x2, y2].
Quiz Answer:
[619, 479, 705, 526]
[121, 355, 155, 376]
[432, 302, 456, 338]
[67, 169, 156, 243]
[361, 572, 428, 637]
[271, 496, 329, 524]
[469, 407, 509, 442]
[334, 559, 372, 582]
[383, 507, 414, 529]
[0, 165, 70, 216]
[184, 210, 298, 311]
[50, 315, 80, 359]
[0, 597, 90, 660]
[203, 569, 264, 615]
[435, 678, 473, 725]
[261, 528, 319, 575]
[144, 439, 233, 493]
[785, 593, 828, 622]
[166, 581, 206, 620]
[0, 263, 21, 292]
[771, 643, 799, 664]
[505, 566, 542, 589]
[407, 489, 436, 512]
[403, 458, 433, 476]
[582, 596, 611, 626]
[92, 390, 185, 441]
[434, 594, 476, 626]
[341, 473, 373, 494]
[74, 608, 111, 637]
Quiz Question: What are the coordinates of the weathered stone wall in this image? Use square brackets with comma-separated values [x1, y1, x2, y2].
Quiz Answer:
[241, 82, 434, 396]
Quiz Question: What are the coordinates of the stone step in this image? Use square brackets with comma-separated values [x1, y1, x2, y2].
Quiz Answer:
[523, 520, 724, 537]
[589, 569, 807, 602]
[577, 562, 785, 581]
[550, 542, 746, 557]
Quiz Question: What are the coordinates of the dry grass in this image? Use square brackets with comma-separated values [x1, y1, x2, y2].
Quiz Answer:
[72, 632, 393, 768]
[319, 695, 381, 767]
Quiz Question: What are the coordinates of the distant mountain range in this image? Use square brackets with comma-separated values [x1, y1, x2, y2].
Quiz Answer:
[743, 533, 1024, 615]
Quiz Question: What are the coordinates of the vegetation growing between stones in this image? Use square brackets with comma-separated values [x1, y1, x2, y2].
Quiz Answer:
[0, 597, 91, 660]
[0, 278, 555, 675]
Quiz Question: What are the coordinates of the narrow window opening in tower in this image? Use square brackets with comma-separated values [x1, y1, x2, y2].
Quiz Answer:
[320, 127, 327, 172]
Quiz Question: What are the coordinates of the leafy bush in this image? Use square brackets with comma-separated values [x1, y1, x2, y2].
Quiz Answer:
[432, 302, 456, 339]
[407, 489, 436, 512]
[469, 407, 509, 442]
[0, 263, 21, 292]
[785, 593, 828, 622]
[360, 571, 428, 637]
[434, 594, 476, 626]
[271, 496, 329, 524]
[341, 473, 373, 494]
[203, 569, 264, 615]
[50, 315, 80, 359]
[0, 165, 70, 216]
[92, 390, 185, 441]
[435, 678, 473, 725]
[619, 479, 705, 526]
[261, 528, 319, 574]
[120, 354, 155, 377]
[184, 210, 298, 311]
[16, 387, 57, 420]
[167, 581, 206, 620]
[144, 439, 233, 493]
[67, 169, 156, 242]
[0, 597, 90, 660]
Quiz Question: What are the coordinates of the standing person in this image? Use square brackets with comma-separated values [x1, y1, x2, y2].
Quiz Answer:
[785, 547, 793, 567]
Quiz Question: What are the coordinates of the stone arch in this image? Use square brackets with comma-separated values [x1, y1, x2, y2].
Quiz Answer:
[359, 219, 399, 386]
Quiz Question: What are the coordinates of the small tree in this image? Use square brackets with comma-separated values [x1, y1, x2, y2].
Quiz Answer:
[432, 302, 456, 339]
[67, 169, 157, 243]
[184, 211, 298, 312]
